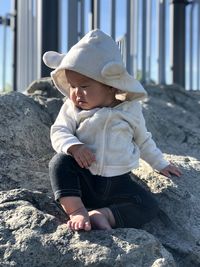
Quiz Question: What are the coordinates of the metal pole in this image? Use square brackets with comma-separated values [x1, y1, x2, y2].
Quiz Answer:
[37, 0, 42, 80]
[189, 2, 195, 90]
[28, 0, 34, 84]
[198, 0, 200, 90]
[91, 0, 100, 29]
[146, 0, 152, 83]
[171, 0, 189, 88]
[128, 0, 135, 75]
[2, 18, 7, 91]
[142, 0, 147, 83]
[12, 0, 17, 91]
[80, 0, 85, 38]
[126, 0, 131, 73]
[111, 0, 116, 40]
[41, 0, 59, 77]
[158, 0, 166, 84]
[134, 0, 139, 78]
[89, 0, 93, 30]
[68, 0, 78, 49]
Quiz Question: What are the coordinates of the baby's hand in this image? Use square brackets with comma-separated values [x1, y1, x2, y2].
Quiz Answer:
[159, 164, 182, 178]
[68, 144, 96, 168]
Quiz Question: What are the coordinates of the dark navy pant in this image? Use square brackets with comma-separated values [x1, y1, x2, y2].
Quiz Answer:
[49, 153, 159, 228]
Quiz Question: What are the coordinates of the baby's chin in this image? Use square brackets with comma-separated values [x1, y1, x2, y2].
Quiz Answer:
[71, 98, 100, 110]
[74, 102, 99, 110]
[74, 101, 90, 110]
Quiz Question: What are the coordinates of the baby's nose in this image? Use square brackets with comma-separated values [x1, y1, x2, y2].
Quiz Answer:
[76, 87, 84, 96]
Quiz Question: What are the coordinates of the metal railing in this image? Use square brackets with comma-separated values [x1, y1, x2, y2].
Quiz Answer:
[1, 0, 200, 92]
[116, 0, 200, 90]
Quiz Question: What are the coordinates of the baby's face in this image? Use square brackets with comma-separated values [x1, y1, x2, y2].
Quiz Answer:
[65, 70, 116, 110]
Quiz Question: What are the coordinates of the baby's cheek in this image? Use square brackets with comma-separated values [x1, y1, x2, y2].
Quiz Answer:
[70, 92, 77, 104]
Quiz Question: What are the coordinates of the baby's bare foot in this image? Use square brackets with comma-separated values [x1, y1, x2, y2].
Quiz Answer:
[60, 196, 91, 231]
[67, 206, 91, 231]
[89, 208, 115, 230]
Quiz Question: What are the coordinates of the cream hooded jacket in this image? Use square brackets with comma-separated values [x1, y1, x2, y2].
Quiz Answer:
[50, 98, 169, 177]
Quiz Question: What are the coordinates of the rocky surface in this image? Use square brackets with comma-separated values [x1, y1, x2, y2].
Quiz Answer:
[0, 92, 53, 193]
[0, 189, 175, 267]
[134, 85, 200, 266]
[25, 77, 64, 122]
[0, 79, 200, 266]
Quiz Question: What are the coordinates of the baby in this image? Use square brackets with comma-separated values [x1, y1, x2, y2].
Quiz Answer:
[43, 29, 181, 231]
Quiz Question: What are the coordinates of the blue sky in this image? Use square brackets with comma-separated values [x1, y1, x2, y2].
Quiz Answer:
[0, 0, 199, 91]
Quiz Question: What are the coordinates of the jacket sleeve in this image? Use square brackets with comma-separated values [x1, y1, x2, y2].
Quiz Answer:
[133, 103, 169, 171]
[50, 100, 83, 154]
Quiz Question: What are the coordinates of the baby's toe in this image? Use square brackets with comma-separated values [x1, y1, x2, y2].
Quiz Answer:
[84, 221, 91, 231]
[66, 220, 72, 230]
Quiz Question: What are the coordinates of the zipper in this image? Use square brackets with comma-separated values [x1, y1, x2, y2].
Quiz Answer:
[98, 109, 112, 175]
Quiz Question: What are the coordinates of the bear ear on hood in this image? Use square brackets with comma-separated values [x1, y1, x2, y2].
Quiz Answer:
[43, 51, 65, 69]
[101, 61, 126, 80]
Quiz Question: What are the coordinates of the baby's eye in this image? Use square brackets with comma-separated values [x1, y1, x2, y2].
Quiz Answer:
[80, 85, 89, 89]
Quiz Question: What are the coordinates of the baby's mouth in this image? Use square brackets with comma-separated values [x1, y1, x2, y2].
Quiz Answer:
[77, 98, 86, 104]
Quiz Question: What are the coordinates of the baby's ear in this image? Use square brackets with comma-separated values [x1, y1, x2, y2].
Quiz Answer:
[108, 86, 118, 93]
[43, 51, 65, 69]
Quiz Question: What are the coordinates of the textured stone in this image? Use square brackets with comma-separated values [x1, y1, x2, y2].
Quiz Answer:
[0, 82, 200, 266]
[133, 85, 200, 266]
[25, 77, 64, 121]
[0, 92, 54, 194]
[0, 189, 175, 267]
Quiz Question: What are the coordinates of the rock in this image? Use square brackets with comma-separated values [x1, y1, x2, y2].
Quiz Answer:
[0, 189, 175, 267]
[133, 156, 200, 266]
[25, 77, 63, 99]
[0, 82, 200, 266]
[143, 84, 200, 158]
[0, 92, 54, 194]
[133, 84, 200, 266]
[25, 77, 64, 122]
